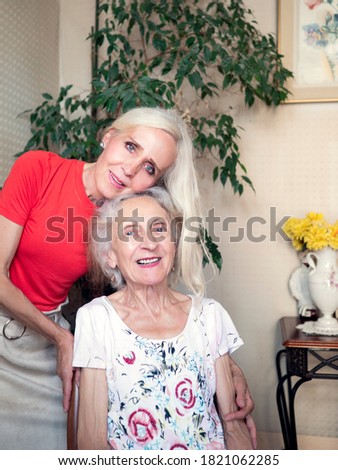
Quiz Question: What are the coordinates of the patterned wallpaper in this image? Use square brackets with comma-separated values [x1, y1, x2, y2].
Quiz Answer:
[0, 0, 60, 185]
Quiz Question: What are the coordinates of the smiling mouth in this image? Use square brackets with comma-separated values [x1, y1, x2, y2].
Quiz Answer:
[109, 171, 125, 188]
[137, 258, 160, 266]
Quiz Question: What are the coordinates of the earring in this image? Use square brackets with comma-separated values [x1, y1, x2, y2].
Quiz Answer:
[100, 141, 105, 149]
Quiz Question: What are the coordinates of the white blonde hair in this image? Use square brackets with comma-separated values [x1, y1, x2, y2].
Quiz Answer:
[104, 107, 207, 295]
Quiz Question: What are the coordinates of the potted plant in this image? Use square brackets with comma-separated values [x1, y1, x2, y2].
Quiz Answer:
[19, 0, 292, 273]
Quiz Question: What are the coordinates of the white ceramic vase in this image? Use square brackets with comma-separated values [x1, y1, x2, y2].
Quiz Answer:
[306, 247, 338, 332]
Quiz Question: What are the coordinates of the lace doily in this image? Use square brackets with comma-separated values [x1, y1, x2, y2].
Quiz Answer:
[297, 321, 338, 336]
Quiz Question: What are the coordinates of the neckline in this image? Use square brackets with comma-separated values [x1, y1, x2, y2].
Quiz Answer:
[101, 294, 195, 342]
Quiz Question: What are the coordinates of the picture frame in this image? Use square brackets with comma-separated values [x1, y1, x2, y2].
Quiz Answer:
[278, 0, 338, 103]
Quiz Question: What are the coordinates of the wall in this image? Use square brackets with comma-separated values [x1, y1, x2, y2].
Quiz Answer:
[0, 0, 60, 185]
[59, 0, 95, 94]
[198, 0, 338, 449]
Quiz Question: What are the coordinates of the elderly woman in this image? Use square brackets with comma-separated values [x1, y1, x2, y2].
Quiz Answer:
[0, 106, 199, 449]
[73, 187, 254, 450]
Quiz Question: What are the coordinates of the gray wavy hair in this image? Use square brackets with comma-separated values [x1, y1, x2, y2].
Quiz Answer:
[88, 187, 186, 292]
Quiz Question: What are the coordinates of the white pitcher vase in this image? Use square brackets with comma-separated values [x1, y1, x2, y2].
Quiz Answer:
[306, 247, 338, 332]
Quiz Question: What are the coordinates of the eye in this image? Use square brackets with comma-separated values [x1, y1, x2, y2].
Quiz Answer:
[123, 225, 138, 237]
[152, 223, 167, 233]
[144, 162, 155, 176]
[126, 141, 136, 153]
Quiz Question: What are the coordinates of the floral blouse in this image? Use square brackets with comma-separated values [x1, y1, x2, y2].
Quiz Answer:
[73, 295, 243, 450]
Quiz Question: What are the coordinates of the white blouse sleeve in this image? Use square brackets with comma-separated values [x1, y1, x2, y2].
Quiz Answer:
[202, 298, 244, 359]
[72, 299, 109, 369]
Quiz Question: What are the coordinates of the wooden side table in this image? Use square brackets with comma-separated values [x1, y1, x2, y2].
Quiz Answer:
[276, 317, 338, 449]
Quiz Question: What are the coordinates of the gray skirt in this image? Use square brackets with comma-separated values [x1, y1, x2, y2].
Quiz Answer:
[0, 306, 70, 450]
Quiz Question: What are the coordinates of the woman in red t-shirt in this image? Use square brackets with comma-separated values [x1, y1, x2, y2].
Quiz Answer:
[0, 107, 255, 449]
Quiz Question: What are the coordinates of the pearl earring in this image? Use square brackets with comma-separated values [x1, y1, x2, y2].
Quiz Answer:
[100, 141, 105, 149]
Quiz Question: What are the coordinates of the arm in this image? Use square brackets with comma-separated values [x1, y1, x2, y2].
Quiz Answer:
[0, 215, 74, 412]
[229, 356, 254, 417]
[228, 356, 257, 448]
[77, 368, 110, 450]
[215, 354, 253, 450]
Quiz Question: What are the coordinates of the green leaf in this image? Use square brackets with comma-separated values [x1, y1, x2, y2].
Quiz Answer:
[213, 166, 219, 182]
[188, 71, 203, 89]
[18, 0, 293, 265]
[153, 33, 167, 52]
[203, 229, 222, 272]
[186, 36, 196, 47]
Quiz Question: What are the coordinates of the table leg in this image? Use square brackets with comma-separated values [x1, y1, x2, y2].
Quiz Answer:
[276, 349, 310, 449]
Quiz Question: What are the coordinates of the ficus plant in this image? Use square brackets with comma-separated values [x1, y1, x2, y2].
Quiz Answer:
[19, 0, 292, 271]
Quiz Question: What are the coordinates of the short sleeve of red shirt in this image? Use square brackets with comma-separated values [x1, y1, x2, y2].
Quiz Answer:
[0, 151, 47, 225]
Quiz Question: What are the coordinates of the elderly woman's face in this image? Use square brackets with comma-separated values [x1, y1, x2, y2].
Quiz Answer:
[94, 127, 177, 200]
[108, 196, 176, 288]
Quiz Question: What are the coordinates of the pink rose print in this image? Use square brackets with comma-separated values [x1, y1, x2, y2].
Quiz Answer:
[170, 443, 188, 450]
[123, 351, 136, 364]
[175, 378, 196, 416]
[304, 0, 322, 10]
[128, 408, 157, 443]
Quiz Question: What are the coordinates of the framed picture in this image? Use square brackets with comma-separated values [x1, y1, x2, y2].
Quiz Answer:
[278, 0, 338, 103]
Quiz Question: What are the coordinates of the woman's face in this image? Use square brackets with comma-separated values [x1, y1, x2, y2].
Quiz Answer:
[93, 126, 177, 200]
[108, 196, 176, 289]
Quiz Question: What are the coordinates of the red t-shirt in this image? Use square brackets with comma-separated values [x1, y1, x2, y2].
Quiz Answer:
[0, 151, 96, 311]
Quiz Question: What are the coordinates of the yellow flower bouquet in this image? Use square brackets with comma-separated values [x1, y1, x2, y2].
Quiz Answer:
[283, 212, 338, 252]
